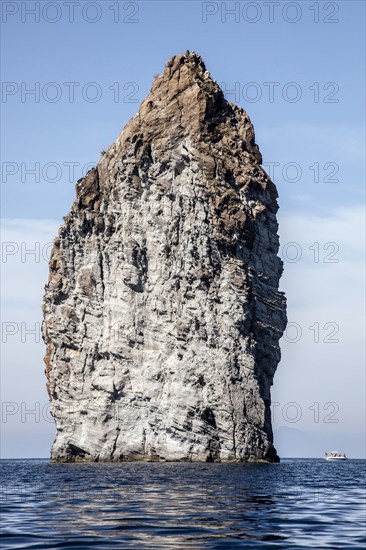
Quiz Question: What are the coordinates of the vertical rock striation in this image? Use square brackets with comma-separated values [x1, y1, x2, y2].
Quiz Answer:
[43, 52, 287, 463]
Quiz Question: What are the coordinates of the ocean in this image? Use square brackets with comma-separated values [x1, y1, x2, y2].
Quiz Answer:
[0, 458, 365, 549]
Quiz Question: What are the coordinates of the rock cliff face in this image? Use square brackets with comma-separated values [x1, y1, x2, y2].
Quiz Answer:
[43, 52, 287, 463]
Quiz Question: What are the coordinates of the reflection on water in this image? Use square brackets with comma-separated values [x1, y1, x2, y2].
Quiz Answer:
[1, 459, 365, 548]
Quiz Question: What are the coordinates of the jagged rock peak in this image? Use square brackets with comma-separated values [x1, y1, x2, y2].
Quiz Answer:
[152, 50, 213, 99]
[43, 52, 287, 464]
[105, 50, 263, 171]
[143, 50, 222, 126]
[164, 50, 208, 79]
[167, 50, 207, 70]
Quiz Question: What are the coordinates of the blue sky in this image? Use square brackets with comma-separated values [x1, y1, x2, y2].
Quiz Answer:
[1, 0, 365, 458]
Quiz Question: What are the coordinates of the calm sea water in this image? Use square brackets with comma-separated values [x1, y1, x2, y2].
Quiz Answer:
[0, 458, 365, 549]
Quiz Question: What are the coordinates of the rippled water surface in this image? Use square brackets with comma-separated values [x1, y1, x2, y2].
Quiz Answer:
[1, 458, 365, 549]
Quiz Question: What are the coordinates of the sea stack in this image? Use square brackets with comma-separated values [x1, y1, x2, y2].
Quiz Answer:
[42, 52, 287, 463]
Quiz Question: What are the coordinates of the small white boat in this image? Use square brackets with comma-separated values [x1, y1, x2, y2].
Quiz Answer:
[324, 451, 347, 461]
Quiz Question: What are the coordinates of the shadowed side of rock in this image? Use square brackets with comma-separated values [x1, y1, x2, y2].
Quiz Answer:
[43, 52, 287, 463]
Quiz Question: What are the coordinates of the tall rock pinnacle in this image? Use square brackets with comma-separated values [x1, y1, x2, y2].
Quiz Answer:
[43, 52, 287, 463]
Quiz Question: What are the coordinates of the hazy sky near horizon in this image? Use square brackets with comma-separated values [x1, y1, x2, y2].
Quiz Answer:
[1, 0, 365, 458]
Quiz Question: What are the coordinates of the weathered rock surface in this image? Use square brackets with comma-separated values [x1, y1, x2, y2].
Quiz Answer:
[43, 52, 287, 463]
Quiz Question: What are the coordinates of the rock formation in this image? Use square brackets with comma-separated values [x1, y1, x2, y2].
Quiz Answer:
[43, 52, 287, 463]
